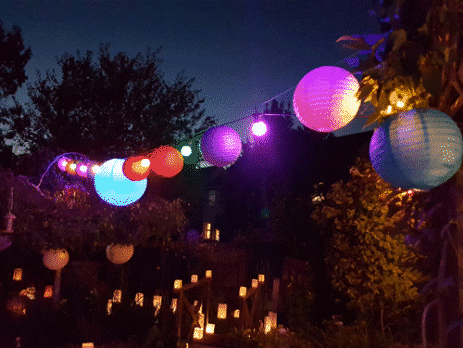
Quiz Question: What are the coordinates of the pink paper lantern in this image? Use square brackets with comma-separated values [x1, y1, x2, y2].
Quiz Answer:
[200, 126, 242, 167]
[293, 66, 361, 132]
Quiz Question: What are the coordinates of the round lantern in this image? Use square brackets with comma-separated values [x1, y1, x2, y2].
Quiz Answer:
[369, 108, 463, 190]
[106, 244, 134, 264]
[65, 160, 77, 175]
[57, 157, 71, 171]
[200, 126, 242, 167]
[93, 158, 147, 206]
[75, 162, 89, 178]
[43, 249, 70, 270]
[87, 162, 101, 180]
[293, 66, 361, 132]
[149, 146, 184, 178]
[122, 156, 151, 181]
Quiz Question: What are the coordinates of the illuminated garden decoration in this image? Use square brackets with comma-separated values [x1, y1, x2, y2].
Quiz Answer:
[293, 66, 361, 132]
[200, 126, 242, 167]
[93, 158, 147, 206]
[122, 156, 151, 181]
[369, 108, 463, 190]
[149, 145, 184, 178]
[43, 248, 69, 270]
[106, 244, 134, 265]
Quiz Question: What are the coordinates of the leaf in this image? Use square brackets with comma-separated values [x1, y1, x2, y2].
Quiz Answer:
[363, 111, 382, 128]
[336, 35, 371, 51]
[389, 29, 407, 51]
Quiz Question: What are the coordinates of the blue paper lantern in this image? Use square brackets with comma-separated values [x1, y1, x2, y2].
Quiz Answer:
[369, 108, 463, 190]
[93, 158, 147, 206]
[200, 126, 242, 167]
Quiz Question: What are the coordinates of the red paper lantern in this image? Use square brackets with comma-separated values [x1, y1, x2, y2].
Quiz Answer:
[122, 156, 151, 181]
[149, 146, 184, 178]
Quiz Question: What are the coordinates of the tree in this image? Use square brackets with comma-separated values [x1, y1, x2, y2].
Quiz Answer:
[3, 44, 215, 159]
[312, 158, 427, 339]
[0, 21, 31, 99]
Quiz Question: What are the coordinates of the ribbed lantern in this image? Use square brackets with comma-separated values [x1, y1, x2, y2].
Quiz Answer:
[369, 108, 463, 190]
[293, 66, 361, 132]
[93, 158, 147, 206]
[200, 126, 242, 167]
[106, 244, 134, 265]
[43, 249, 69, 270]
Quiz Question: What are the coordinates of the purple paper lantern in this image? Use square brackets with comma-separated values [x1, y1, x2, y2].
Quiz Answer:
[293, 66, 361, 132]
[369, 108, 463, 190]
[200, 126, 242, 167]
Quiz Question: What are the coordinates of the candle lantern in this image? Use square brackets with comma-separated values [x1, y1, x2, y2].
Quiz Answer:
[206, 323, 215, 334]
[193, 327, 203, 340]
[153, 295, 162, 316]
[203, 222, 211, 239]
[252, 279, 258, 288]
[239, 286, 247, 297]
[113, 289, 122, 303]
[13, 268, 22, 281]
[171, 298, 178, 312]
[174, 279, 183, 289]
[214, 229, 220, 241]
[82, 343, 94, 348]
[234, 309, 240, 318]
[107, 299, 113, 315]
[205, 270, 212, 278]
[258, 274, 265, 283]
[264, 316, 272, 334]
[135, 292, 144, 307]
[44, 285, 53, 298]
[217, 303, 227, 319]
[191, 274, 198, 283]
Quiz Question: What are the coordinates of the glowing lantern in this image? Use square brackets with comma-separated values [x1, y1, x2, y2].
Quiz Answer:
[106, 244, 134, 265]
[171, 298, 177, 312]
[20, 287, 35, 300]
[149, 146, 184, 178]
[135, 292, 144, 307]
[369, 109, 463, 190]
[65, 161, 77, 175]
[174, 279, 183, 290]
[206, 323, 215, 334]
[122, 156, 151, 181]
[193, 327, 203, 340]
[252, 279, 258, 288]
[43, 249, 69, 270]
[87, 162, 101, 180]
[82, 343, 94, 348]
[217, 303, 227, 319]
[181, 145, 192, 157]
[44, 285, 53, 298]
[200, 126, 242, 167]
[203, 222, 211, 240]
[252, 121, 267, 136]
[113, 290, 122, 303]
[57, 157, 70, 171]
[107, 299, 113, 314]
[6, 296, 26, 315]
[94, 158, 147, 206]
[191, 274, 198, 283]
[239, 286, 247, 297]
[258, 274, 265, 283]
[214, 229, 220, 241]
[205, 270, 212, 278]
[13, 268, 22, 281]
[234, 309, 240, 318]
[76, 162, 89, 178]
[293, 66, 361, 132]
[153, 295, 162, 316]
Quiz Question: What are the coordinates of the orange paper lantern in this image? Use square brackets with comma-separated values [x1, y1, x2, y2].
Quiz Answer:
[122, 156, 151, 181]
[149, 146, 184, 178]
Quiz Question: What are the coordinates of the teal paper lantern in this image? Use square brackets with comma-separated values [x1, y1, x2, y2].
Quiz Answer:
[200, 126, 242, 167]
[369, 108, 463, 190]
[94, 158, 147, 206]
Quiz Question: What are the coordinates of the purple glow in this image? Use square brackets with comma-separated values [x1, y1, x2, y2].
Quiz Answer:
[252, 121, 267, 136]
[76, 162, 89, 178]
[293, 66, 360, 132]
[200, 126, 242, 167]
[57, 157, 70, 171]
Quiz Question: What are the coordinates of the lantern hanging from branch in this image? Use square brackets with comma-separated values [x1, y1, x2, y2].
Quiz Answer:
[369, 108, 463, 190]
[200, 126, 242, 167]
[106, 244, 134, 265]
[94, 158, 147, 206]
[293, 66, 361, 132]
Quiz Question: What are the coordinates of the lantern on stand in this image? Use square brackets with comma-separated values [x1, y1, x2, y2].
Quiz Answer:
[369, 108, 463, 190]
[293, 66, 361, 132]
[43, 249, 70, 307]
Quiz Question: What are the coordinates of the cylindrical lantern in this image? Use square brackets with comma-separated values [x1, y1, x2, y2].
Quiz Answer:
[200, 126, 242, 167]
[174, 279, 183, 289]
[369, 108, 463, 190]
[239, 286, 247, 297]
[149, 146, 184, 178]
[94, 158, 147, 206]
[293, 66, 361, 132]
[106, 244, 134, 265]
[43, 249, 69, 270]
[122, 156, 151, 181]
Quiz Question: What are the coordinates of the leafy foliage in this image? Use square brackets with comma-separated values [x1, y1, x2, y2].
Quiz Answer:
[2, 44, 215, 158]
[311, 158, 427, 332]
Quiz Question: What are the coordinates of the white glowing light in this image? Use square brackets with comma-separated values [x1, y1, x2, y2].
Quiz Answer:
[181, 145, 192, 157]
[252, 121, 267, 136]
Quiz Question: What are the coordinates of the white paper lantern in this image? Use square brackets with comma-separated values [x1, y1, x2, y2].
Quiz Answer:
[43, 249, 69, 270]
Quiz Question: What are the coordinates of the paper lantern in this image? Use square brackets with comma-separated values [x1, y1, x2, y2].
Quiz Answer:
[239, 286, 247, 297]
[65, 160, 77, 175]
[206, 323, 215, 334]
[13, 268, 22, 281]
[149, 146, 184, 178]
[293, 66, 361, 132]
[44, 285, 53, 298]
[43, 249, 69, 270]
[369, 108, 463, 190]
[217, 303, 227, 319]
[193, 327, 203, 340]
[113, 289, 122, 303]
[258, 274, 265, 283]
[57, 157, 71, 171]
[75, 162, 89, 178]
[122, 156, 151, 181]
[106, 244, 134, 265]
[94, 158, 147, 206]
[174, 279, 183, 289]
[252, 121, 267, 136]
[252, 279, 258, 288]
[205, 270, 212, 278]
[200, 126, 242, 167]
[135, 292, 144, 307]
[87, 162, 101, 180]
[234, 309, 240, 318]
[107, 299, 113, 314]
[191, 274, 198, 283]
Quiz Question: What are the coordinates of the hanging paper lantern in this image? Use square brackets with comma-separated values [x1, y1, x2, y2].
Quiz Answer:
[369, 108, 463, 190]
[57, 157, 71, 171]
[122, 156, 151, 181]
[106, 244, 134, 265]
[65, 160, 77, 175]
[149, 146, 184, 178]
[43, 249, 69, 270]
[200, 126, 242, 167]
[293, 66, 361, 132]
[76, 162, 89, 178]
[87, 162, 101, 180]
[251, 121, 267, 136]
[93, 158, 147, 206]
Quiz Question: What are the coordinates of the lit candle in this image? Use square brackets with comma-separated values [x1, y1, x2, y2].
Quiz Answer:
[174, 279, 183, 289]
[217, 303, 227, 319]
[191, 274, 198, 283]
[239, 286, 247, 297]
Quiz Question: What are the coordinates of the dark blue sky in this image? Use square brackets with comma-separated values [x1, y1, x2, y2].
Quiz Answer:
[1, 0, 378, 135]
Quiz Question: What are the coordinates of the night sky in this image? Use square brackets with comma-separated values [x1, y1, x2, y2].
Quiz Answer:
[1, 0, 379, 134]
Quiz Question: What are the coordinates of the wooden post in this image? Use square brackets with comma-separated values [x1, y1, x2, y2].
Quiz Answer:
[52, 268, 62, 308]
